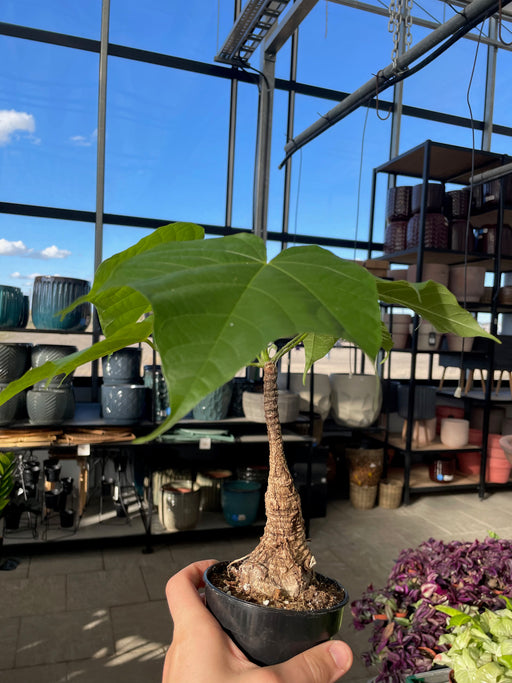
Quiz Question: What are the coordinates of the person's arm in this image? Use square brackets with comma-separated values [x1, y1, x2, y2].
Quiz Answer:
[163, 559, 353, 683]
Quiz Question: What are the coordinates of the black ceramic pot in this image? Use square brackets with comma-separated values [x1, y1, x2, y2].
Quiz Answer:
[204, 561, 349, 666]
[43, 458, 61, 482]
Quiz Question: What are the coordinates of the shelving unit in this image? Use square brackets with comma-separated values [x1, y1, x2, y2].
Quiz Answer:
[368, 139, 512, 503]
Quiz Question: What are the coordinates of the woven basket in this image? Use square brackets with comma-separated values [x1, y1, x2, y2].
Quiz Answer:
[349, 482, 378, 510]
[378, 479, 403, 509]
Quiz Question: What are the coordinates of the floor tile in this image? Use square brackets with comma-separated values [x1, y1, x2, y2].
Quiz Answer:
[66, 567, 149, 611]
[66, 651, 165, 683]
[111, 600, 172, 654]
[28, 550, 103, 577]
[0, 617, 19, 670]
[3, 575, 66, 618]
[16, 608, 114, 667]
[0, 662, 67, 683]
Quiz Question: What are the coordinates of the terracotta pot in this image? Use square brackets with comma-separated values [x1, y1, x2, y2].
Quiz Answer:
[407, 263, 450, 287]
[448, 264, 486, 302]
[384, 221, 408, 253]
[446, 188, 471, 218]
[383, 313, 411, 350]
[386, 186, 412, 221]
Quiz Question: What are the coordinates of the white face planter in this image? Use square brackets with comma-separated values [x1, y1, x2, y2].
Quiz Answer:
[329, 373, 382, 428]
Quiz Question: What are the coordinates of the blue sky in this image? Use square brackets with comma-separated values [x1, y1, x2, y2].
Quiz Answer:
[0, 0, 511, 295]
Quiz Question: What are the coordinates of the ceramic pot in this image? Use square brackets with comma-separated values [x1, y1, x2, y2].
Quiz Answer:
[160, 481, 202, 531]
[101, 384, 147, 424]
[0, 343, 32, 381]
[383, 221, 408, 254]
[0, 284, 25, 329]
[445, 333, 475, 353]
[27, 388, 69, 425]
[407, 263, 450, 288]
[193, 381, 233, 420]
[0, 383, 19, 426]
[417, 321, 441, 351]
[386, 186, 412, 221]
[446, 188, 471, 218]
[411, 182, 445, 214]
[278, 372, 332, 420]
[102, 348, 142, 384]
[19, 295, 29, 328]
[221, 480, 261, 526]
[382, 313, 411, 350]
[32, 344, 77, 388]
[406, 212, 449, 250]
[242, 389, 300, 423]
[329, 374, 382, 428]
[31, 276, 91, 331]
[204, 561, 349, 666]
[440, 418, 470, 448]
[397, 385, 436, 420]
[196, 470, 232, 512]
[44, 489, 62, 511]
[448, 264, 486, 302]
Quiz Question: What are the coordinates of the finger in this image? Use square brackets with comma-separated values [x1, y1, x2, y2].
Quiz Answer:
[166, 559, 223, 632]
[269, 640, 353, 683]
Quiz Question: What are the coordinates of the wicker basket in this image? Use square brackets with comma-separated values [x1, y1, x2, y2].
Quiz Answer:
[378, 479, 403, 509]
[349, 482, 378, 510]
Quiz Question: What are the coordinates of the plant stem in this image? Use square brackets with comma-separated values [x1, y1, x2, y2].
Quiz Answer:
[231, 361, 315, 600]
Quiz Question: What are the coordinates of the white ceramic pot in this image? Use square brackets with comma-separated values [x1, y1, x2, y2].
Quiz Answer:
[242, 390, 300, 424]
[329, 373, 382, 428]
[278, 372, 331, 420]
[440, 418, 470, 448]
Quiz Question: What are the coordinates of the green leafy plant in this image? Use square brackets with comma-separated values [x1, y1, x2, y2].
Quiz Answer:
[0, 222, 495, 605]
[435, 601, 512, 682]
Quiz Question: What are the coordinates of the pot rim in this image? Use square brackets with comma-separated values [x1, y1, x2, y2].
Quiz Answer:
[204, 561, 349, 616]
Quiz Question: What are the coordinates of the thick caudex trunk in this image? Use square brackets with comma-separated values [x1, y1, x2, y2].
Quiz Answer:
[230, 362, 315, 600]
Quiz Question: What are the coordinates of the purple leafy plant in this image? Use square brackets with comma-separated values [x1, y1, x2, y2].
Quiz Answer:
[350, 536, 512, 682]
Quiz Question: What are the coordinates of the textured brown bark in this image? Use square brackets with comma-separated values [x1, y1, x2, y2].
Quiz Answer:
[229, 361, 315, 600]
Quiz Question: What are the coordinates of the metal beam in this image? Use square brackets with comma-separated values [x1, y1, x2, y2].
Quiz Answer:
[263, 0, 319, 56]
[482, 17, 498, 151]
[280, 0, 505, 166]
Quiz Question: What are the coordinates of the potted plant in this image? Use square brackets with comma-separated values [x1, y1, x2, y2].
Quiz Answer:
[0, 222, 495, 662]
[435, 599, 512, 682]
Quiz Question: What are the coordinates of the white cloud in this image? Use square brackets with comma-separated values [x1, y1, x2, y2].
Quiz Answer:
[0, 109, 35, 145]
[10, 271, 22, 278]
[0, 238, 71, 260]
[40, 245, 71, 259]
[0, 238, 28, 255]
[70, 129, 97, 147]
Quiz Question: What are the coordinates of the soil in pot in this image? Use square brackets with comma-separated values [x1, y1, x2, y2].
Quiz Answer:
[205, 561, 348, 665]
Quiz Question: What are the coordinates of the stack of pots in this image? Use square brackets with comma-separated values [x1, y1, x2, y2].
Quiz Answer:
[446, 188, 475, 252]
[27, 345, 77, 425]
[0, 342, 32, 425]
[406, 183, 449, 249]
[101, 348, 146, 424]
[383, 186, 411, 254]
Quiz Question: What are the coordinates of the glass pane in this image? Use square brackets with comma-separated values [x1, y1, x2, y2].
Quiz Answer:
[401, 23, 489, 120]
[232, 81, 259, 230]
[283, 94, 390, 252]
[296, 4, 394, 91]
[110, 0, 234, 63]
[0, 0, 101, 39]
[0, 37, 98, 210]
[102, 224, 154, 261]
[105, 57, 230, 226]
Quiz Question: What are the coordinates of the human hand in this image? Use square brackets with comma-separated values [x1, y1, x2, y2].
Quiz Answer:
[163, 559, 353, 683]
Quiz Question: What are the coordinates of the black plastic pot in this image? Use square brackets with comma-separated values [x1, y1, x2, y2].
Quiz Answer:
[204, 561, 349, 666]
[3, 503, 23, 530]
[61, 476, 74, 495]
[60, 508, 75, 528]
[44, 489, 61, 511]
[43, 458, 61, 482]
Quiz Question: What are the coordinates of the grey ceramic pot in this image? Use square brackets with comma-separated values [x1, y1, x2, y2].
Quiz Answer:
[101, 384, 147, 424]
[0, 284, 24, 328]
[0, 343, 32, 381]
[0, 383, 20, 426]
[26, 388, 70, 425]
[193, 381, 233, 420]
[102, 348, 142, 385]
[31, 344, 78, 388]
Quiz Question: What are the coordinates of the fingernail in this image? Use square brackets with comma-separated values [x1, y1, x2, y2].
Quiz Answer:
[329, 641, 351, 672]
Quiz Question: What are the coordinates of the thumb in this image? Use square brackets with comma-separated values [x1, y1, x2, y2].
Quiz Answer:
[269, 640, 353, 683]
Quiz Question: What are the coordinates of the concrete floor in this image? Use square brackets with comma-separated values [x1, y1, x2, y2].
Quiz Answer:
[3, 489, 512, 683]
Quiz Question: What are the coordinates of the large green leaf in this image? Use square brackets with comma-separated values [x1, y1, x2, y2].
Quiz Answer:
[0, 224, 494, 442]
[65, 222, 204, 337]
[377, 278, 496, 339]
